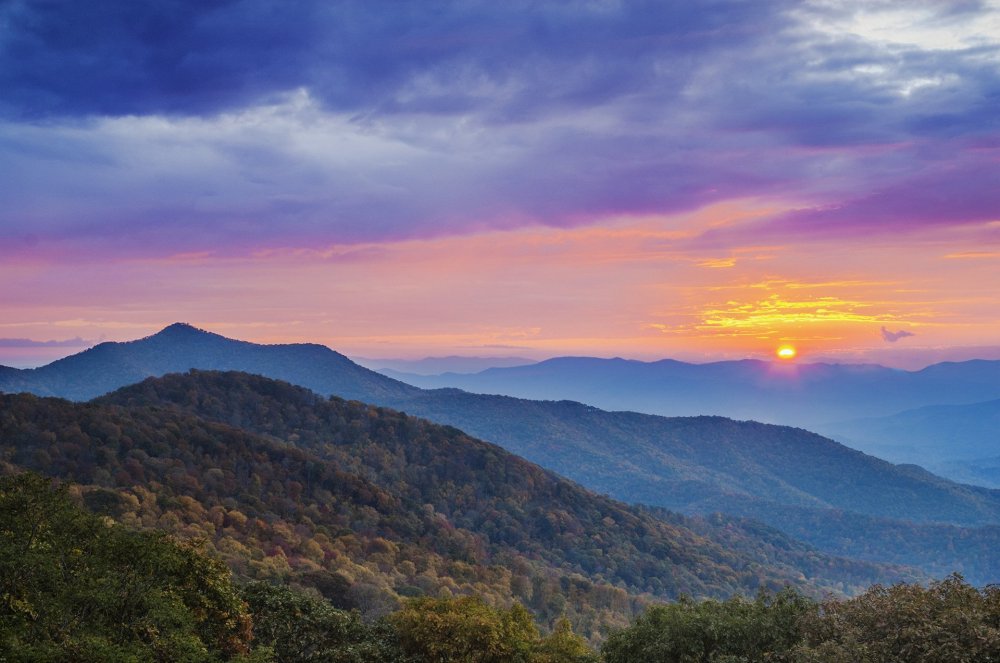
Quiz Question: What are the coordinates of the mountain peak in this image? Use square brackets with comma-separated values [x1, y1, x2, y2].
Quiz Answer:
[156, 322, 206, 336]
[142, 323, 225, 344]
[0, 322, 418, 402]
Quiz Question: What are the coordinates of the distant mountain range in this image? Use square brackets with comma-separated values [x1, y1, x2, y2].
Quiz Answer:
[385, 356, 1000, 429]
[353, 355, 536, 376]
[4, 323, 1000, 583]
[822, 399, 1000, 487]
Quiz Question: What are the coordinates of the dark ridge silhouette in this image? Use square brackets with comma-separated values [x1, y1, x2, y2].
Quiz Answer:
[0, 322, 417, 402]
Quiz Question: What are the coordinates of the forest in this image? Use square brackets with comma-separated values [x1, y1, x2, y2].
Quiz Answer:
[3, 369, 997, 661]
[5, 472, 999, 662]
[8, 326, 999, 585]
[1, 371, 914, 642]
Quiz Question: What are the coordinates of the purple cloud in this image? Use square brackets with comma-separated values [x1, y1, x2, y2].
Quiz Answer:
[0, 337, 93, 348]
[691, 139, 1000, 249]
[1, 0, 999, 256]
[882, 327, 916, 343]
[0, 0, 785, 121]
[881, 327, 916, 343]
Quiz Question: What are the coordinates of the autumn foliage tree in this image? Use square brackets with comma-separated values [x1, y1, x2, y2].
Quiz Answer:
[795, 574, 1000, 662]
[392, 595, 596, 663]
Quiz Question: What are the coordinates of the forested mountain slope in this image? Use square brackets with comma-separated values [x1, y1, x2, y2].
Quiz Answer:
[822, 398, 1000, 487]
[6, 325, 998, 530]
[8, 325, 1000, 584]
[1, 372, 904, 640]
[380, 389, 1000, 528]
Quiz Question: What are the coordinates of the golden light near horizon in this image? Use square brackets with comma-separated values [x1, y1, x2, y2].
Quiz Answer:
[776, 345, 797, 360]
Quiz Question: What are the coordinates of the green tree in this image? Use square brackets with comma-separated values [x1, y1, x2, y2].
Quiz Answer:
[602, 589, 814, 663]
[0, 472, 252, 662]
[535, 617, 599, 663]
[392, 595, 536, 662]
[241, 581, 404, 662]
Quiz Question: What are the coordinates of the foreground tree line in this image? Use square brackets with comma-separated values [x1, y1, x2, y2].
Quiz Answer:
[4, 473, 1000, 662]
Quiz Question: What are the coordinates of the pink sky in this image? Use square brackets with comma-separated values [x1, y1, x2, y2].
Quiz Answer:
[3, 199, 997, 369]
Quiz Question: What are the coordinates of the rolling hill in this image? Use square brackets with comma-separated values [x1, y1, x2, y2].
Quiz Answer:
[387, 356, 1000, 429]
[377, 389, 1000, 527]
[6, 324, 1000, 583]
[354, 355, 537, 376]
[0, 371, 908, 640]
[823, 398, 1000, 487]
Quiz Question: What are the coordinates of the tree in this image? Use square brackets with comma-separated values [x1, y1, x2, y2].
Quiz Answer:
[393, 596, 533, 662]
[535, 618, 599, 663]
[0, 472, 253, 661]
[602, 589, 814, 663]
[241, 581, 404, 663]
[795, 574, 1000, 662]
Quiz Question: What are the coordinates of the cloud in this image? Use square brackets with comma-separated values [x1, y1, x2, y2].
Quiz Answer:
[0, 90, 798, 256]
[0, 337, 93, 348]
[695, 148, 1000, 247]
[0, 0, 786, 121]
[881, 326, 916, 343]
[1, 0, 999, 256]
[944, 251, 1000, 259]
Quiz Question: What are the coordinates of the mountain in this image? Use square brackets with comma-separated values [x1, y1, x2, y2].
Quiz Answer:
[6, 325, 998, 525]
[0, 371, 908, 641]
[822, 399, 1000, 487]
[7, 324, 1000, 583]
[388, 356, 1000, 429]
[0, 323, 416, 402]
[353, 355, 537, 376]
[377, 389, 1000, 527]
[375, 390, 1000, 583]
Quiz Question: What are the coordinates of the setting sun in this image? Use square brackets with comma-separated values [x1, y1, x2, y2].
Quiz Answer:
[776, 345, 797, 360]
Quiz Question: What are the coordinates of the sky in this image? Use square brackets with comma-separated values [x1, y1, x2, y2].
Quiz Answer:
[1, 0, 999, 368]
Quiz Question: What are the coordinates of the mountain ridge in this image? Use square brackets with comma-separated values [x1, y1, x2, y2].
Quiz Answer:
[0, 322, 417, 402]
[355, 354, 537, 376]
[6, 324, 1000, 583]
[1, 370, 916, 640]
[388, 354, 1000, 428]
[823, 398, 1000, 487]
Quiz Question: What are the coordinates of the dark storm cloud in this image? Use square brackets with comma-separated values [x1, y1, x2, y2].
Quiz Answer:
[0, 0, 787, 120]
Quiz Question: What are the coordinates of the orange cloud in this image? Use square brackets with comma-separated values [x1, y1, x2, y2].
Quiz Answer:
[697, 258, 737, 268]
[3, 195, 999, 365]
[944, 251, 1000, 260]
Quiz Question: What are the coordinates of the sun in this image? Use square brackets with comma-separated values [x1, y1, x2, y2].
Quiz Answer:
[776, 345, 797, 360]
